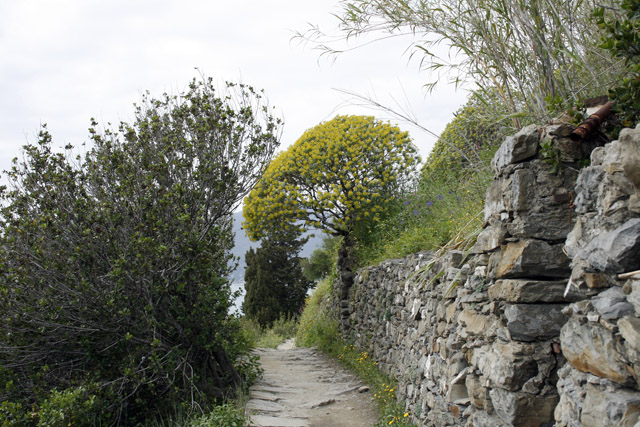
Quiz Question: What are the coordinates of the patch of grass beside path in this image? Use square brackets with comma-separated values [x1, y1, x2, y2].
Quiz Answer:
[296, 278, 417, 427]
[240, 315, 299, 348]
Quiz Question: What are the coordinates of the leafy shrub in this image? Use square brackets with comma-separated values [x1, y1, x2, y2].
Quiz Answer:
[0, 77, 281, 423]
[0, 401, 31, 426]
[300, 235, 342, 282]
[36, 386, 100, 427]
[296, 278, 340, 350]
[240, 315, 299, 349]
[187, 404, 246, 427]
[595, 0, 640, 131]
[353, 94, 506, 267]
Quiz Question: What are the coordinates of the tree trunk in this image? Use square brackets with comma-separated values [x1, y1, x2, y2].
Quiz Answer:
[336, 235, 355, 332]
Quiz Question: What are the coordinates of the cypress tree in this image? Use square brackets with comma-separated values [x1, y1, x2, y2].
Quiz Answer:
[243, 227, 311, 327]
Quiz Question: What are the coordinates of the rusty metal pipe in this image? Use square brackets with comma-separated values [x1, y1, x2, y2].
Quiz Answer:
[569, 101, 613, 141]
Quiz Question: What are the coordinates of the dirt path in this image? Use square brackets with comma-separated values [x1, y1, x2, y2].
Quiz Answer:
[246, 339, 378, 427]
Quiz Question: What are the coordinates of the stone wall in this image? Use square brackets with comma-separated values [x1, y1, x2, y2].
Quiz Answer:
[555, 125, 640, 427]
[334, 124, 640, 426]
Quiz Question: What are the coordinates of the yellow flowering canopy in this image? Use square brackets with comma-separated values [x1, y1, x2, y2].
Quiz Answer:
[243, 115, 420, 240]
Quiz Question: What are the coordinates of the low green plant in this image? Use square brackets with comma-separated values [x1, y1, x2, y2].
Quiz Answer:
[187, 404, 246, 427]
[296, 278, 339, 350]
[145, 401, 247, 427]
[36, 386, 100, 427]
[540, 140, 564, 174]
[240, 315, 299, 349]
[333, 345, 414, 426]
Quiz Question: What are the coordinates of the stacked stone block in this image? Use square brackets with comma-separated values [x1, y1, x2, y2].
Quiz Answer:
[555, 125, 640, 427]
[337, 124, 614, 426]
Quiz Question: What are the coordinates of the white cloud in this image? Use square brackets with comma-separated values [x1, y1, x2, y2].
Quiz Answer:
[0, 0, 468, 181]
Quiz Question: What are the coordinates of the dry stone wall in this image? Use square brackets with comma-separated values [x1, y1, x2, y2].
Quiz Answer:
[334, 124, 640, 426]
[555, 125, 640, 427]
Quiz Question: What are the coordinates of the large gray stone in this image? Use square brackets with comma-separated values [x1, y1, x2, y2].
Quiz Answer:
[491, 124, 540, 174]
[560, 316, 634, 384]
[489, 388, 558, 427]
[627, 280, 640, 315]
[474, 221, 508, 253]
[605, 126, 640, 191]
[592, 286, 635, 320]
[618, 316, 640, 353]
[495, 240, 570, 279]
[471, 343, 544, 392]
[488, 279, 584, 303]
[573, 166, 606, 214]
[506, 208, 577, 241]
[504, 304, 568, 342]
[580, 383, 640, 427]
[577, 218, 640, 273]
[508, 168, 535, 212]
[484, 179, 508, 221]
[458, 308, 498, 339]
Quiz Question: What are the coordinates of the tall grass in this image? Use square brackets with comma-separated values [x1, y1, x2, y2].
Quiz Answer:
[240, 315, 298, 349]
[353, 93, 505, 268]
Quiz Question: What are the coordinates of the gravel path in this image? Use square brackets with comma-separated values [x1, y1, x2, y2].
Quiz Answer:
[246, 339, 378, 427]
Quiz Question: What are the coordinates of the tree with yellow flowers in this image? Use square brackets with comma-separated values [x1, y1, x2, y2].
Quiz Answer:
[243, 115, 420, 243]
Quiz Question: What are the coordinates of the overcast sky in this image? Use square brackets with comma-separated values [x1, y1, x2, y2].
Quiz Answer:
[0, 0, 469, 181]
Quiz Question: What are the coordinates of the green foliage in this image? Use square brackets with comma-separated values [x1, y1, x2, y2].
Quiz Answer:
[186, 404, 246, 427]
[595, 0, 640, 129]
[0, 77, 281, 423]
[300, 235, 342, 282]
[336, 346, 415, 427]
[0, 401, 31, 426]
[243, 228, 311, 328]
[422, 91, 510, 180]
[36, 386, 99, 427]
[295, 278, 339, 350]
[239, 316, 299, 349]
[145, 402, 247, 427]
[243, 115, 420, 240]
[540, 140, 563, 174]
[353, 95, 504, 267]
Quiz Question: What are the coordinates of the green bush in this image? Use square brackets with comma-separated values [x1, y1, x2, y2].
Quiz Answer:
[145, 402, 248, 427]
[36, 386, 99, 427]
[240, 315, 299, 349]
[296, 278, 340, 351]
[595, 0, 640, 132]
[187, 404, 246, 427]
[0, 401, 31, 426]
[353, 94, 506, 267]
[300, 235, 341, 282]
[0, 77, 280, 423]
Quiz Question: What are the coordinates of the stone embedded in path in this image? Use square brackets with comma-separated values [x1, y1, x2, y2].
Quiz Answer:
[246, 343, 377, 427]
[250, 414, 309, 427]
